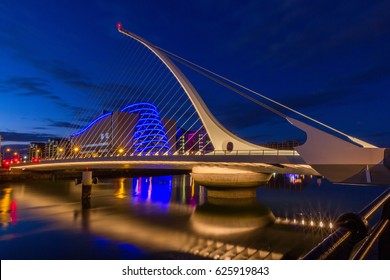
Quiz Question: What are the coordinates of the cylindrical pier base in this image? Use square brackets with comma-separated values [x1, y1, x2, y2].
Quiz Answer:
[191, 166, 271, 198]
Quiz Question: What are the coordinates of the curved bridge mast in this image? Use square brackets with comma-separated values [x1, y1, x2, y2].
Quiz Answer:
[118, 25, 271, 152]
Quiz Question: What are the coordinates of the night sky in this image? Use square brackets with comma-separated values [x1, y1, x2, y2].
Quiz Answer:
[1, 0, 390, 148]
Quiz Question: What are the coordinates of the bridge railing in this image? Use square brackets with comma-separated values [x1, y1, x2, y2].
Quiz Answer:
[301, 188, 390, 260]
[37, 149, 300, 161]
[203, 149, 299, 156]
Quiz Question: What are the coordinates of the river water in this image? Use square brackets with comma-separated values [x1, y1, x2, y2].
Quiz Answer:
[0, 174, 387, 260]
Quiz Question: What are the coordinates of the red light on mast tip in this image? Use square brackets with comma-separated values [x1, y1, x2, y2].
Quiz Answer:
[117, 23, 122, 29]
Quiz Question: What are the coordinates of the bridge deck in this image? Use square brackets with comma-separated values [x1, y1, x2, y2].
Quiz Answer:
[10, 154, 320, 176]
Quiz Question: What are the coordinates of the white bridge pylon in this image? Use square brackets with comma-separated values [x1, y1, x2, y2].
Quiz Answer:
[118, 25, 272, 152]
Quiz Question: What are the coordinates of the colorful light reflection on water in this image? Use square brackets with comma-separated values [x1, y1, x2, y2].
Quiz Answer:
[0, 174, 387, 259]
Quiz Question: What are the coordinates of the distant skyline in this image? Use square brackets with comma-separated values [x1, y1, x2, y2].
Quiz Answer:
[1, 0, 390, 148]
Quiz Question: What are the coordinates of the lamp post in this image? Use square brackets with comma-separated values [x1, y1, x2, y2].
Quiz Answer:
[3, 147, 11, 160]
[73, 147, 80, 158]
[36, 149, 40, 158]
[58, 147, 64, 159]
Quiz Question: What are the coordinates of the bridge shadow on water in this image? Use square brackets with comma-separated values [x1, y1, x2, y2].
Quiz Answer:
[0, 174, 387, 260]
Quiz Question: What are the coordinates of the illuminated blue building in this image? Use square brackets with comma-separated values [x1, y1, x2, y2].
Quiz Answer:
[121, 103, 170, 155]
[70, 103, 176, 157]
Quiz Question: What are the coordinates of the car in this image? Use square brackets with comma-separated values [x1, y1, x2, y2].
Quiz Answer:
[32, 157, 40, 163]
[11, 156, 22, 164]
[1, 159, 11, 168]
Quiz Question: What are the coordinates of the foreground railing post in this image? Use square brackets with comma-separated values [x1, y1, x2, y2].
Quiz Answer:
[302, 188, 390, 260]
[351, 196, 390, 260]
[378, 199, 390, 259]
[301, 215, 368, 260]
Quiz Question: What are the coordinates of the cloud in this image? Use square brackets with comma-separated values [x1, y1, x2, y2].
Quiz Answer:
[67, 80, 99, 91]
[1, 76, 52, 97]
[332, 63, 390, 86]
[0, 21, 101, 96]
[30, 59, 99, 92]
[0, 131, 59, 143]
[0, 75, 88, 118]
[225, 1, 390, 69]
[32, 127, 49, 130]
[212, 97, 284, 131]
[279, 88, 357, 111]
[0, 76, 86, 116]
[45, 119, 84, 129]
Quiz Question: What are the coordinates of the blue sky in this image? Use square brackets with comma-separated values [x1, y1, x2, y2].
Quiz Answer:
[1, 0, 390, 147]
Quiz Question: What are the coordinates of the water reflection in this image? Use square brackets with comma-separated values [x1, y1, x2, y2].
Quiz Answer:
[114, 178, 127, 199]
[267, 174, 311, 190]
[127, 175, 205, 207]
[191, 197, 275, 235]
[0, 173, 386, 260]
[132, 176, 172, 204]
[0, 188, 17, 228]
[73, 207, 90, 232]
[172, 175, 206, 206]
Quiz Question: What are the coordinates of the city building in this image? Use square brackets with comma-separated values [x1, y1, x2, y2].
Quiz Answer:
[262, 140, 302, 150]
[27, 142, 46, 161]
[176, 127, 213, 155]
[0, 134, 2, 161]
[44, 138, 71, 159]
[70, 103, 177, 157]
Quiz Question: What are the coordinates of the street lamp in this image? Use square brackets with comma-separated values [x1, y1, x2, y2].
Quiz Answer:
[56, 147, 64, 159]
[35, 149, 40, 158]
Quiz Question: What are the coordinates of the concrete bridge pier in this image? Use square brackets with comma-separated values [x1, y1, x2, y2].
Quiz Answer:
[191, 166, 272, 198]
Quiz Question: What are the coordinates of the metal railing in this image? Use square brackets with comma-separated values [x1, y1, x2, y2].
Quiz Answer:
[38, 149, 300, 161]
[301, 188, 390, 260]
[203, 149, 299, 156]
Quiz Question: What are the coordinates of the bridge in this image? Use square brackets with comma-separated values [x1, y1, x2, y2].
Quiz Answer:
[10, 24, 390, 189]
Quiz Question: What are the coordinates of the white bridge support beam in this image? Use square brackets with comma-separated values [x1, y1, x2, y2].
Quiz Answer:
[287, 117, 389, 185]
